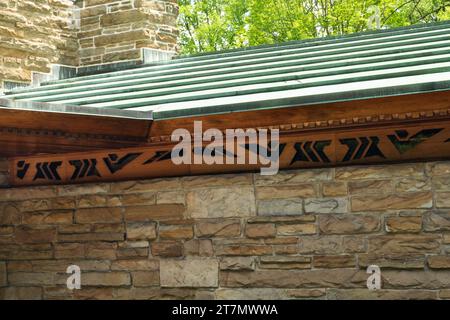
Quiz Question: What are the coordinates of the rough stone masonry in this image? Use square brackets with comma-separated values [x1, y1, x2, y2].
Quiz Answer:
[0, 158, 450, 300]
[0, 0, 178, 89]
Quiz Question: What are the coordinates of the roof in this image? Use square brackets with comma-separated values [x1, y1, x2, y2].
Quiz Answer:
[3, 20, 450, 120]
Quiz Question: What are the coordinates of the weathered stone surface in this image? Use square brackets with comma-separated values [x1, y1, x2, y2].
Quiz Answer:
[277, 223, 317, 235]
[220, 269, 367, 288]
[256, 185, 316, 200]
[385, 216, 422, 233]
[427, 162, 450, 176]
[0, 262, 6, 287]
[0, 287, 42, 300]
[368, 235, 440, 254]
[111, 259, 159, 271]
[440, 289, 450, 299]
[299, 236, 342, 254]
[220, 257, 255, 271]
[159, 225, 193, 240]
[432, 176, 450, 191]
[428, 256, 450, 269]
[160, 259, 219, 287]
[22, 211, 73, 225]
[125, 204, 185, 221]
[8, 272, 58, 286]
[304, 198, 348, 214]
[327, 289, 438, 300]
[184, 239, 213, 257]
[313, 255, 355, 268]
[157, 191, 185, 205]
[58, 232, 124, 243]
[54, 243, 85, 259]
[343, 236, 366, 253]
[436, 192, 450, 208]
[151, 241, 183, 257]
[396, 178, 431, 192]
[216, 288, 325, 300]
[132, 271, 159, 287]
[351, 192, 432, 211]
[76, 207, 122, 224]
[187, 187, 255, 218]
[259, 256, 311, 269]
[215, 243, 272, 256]
[111, 179, 180, 194]
[322, 182, 347, 197]
[32, 260, 110, 272]
[15, 226, 57, 244]
[195, 220, 241, 238]
[120, 193, 156, 206]
[257, 199, 303, 216]
[82, 272, 131, 286]
[0, 203, 21, 225]
[126, 222, 157, 240]
[100, 10, 147, 27]
[423, 212, 450, 232]
[382, 270, 450, 289]
[319, 215, 379, 234]
[0, 244, 53, 260]
[255, 168, 332, 185]
[181, 174, 253, 188]
[77, 195, 120, 208]
[336, 164, 425, 180]
[358, 254, 425, 269]
[245, 223, 276, 238]
[82, 242, 116, 260]
[348, 180, 393, 194]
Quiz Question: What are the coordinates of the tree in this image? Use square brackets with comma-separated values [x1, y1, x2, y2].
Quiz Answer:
[178, 0, 450, 55]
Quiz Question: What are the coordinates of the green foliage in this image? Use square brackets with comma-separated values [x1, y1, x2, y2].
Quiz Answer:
[178, 0, 450, 55]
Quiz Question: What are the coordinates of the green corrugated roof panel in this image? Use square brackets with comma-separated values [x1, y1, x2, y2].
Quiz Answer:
[4, 21, 450, 120]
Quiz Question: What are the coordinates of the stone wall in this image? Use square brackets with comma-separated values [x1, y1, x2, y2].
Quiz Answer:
[0, 0, 179, 88]
[1, 161, 450, 299]
[0, 0, 79, 87]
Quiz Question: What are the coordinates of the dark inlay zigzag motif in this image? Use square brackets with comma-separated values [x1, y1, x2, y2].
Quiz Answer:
[16, 160, 30, 180]
[290, 141, 331, 165]
[33, 161, 62, 181]
[388, 129, 443, 154]
[340, 137, 385, 162]
[69, 159, 101, 180]
[244, 143, 287, 161]
[103, 153, 142, 174]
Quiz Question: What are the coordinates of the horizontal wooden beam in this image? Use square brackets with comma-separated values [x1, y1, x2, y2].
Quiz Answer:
[9, 119, 450, 186]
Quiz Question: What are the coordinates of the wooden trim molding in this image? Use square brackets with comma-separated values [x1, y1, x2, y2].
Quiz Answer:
[9, 118, 450, 186]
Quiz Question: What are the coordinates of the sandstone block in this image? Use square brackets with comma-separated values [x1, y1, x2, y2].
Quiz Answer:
[368, 235, 440, 254]
[195, 220, 240, 238]
[75, 207, 122, 224]
[385, 216, 422, 233]
[351, 192, 432, 211]
[126, 222, 157, 240]
[304, 198, 348, 214]
[318, 214, 380, 234]
[245, 223, 276, 238]
[255, 185, 316, 200]
[151, 241, 183, 257]
[125, 204, 185, 221]
[257, 199, 303, 216]
[187, 187, 255, 218]
[160, 259, 218, 288]
[313, 255, 355, 268]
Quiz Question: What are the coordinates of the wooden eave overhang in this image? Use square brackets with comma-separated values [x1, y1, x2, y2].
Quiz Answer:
[0, 98, 153, 157]
[2, 21, 450, 186]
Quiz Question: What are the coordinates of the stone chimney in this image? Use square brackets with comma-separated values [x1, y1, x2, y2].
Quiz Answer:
[77, 0, 179, 66]
[0, 0, 179, 90]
